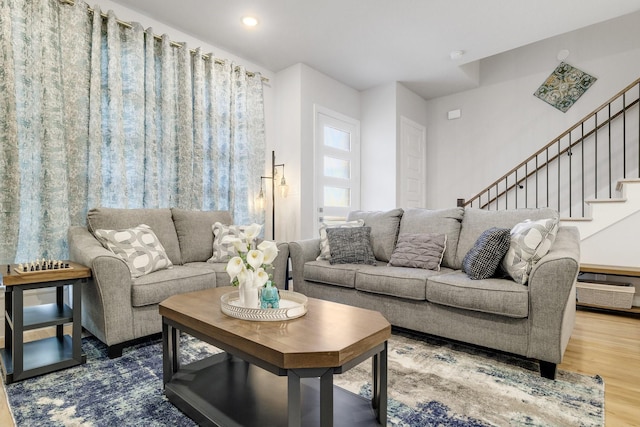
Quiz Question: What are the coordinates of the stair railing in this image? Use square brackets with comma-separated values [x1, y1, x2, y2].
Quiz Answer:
[459, 77, 640, 218]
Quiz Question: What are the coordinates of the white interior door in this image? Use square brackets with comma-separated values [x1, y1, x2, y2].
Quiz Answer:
[400, 116, 427, 208]
[314, 106, 360, 227]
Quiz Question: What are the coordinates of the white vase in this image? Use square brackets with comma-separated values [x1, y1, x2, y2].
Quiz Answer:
[238, 279, 259, 308]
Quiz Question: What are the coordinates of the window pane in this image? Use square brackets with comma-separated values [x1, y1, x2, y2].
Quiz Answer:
[324, 156, 350, 179]
[324, 186, 350, 207]
[324, 126, 350, 151]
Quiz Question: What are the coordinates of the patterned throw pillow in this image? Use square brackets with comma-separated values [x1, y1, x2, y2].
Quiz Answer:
[502, 217, 559, 285]
[462, 227, 511, 280]
[208, 222, 248, 262]
[326, 227, 376, 265]
[316, 219, 365, 261]
[94, 224, 173, 278]
[388, 233, 447, 271]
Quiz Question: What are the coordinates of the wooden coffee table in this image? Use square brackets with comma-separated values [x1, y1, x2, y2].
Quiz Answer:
[159, 286, 391, 427]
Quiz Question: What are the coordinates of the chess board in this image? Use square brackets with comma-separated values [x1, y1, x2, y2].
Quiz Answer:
[13, 260, 73, 275]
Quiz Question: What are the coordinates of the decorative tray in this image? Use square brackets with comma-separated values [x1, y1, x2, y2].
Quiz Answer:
[220, 290, 308, 321]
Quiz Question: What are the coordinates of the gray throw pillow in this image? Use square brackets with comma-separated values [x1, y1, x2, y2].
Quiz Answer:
[326, 227, 377, 266]
[316, 219, 365, 261]
[387, 233, 447, 271]
[462, 227, 511, 280]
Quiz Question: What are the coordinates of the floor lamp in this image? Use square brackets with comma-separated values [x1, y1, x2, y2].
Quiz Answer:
[256, 151, 288, 240]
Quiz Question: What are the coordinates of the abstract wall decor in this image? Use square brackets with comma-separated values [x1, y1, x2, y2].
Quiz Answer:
[533, 62, 597, 113]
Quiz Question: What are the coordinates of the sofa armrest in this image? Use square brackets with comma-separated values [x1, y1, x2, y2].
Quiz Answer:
[271, 241, 290, 288]
[289, 238, 321, 293]
[68, 226, 135, 346]
[526, 226, 580, 364]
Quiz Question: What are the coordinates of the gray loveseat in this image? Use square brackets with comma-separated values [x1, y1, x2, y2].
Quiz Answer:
[289, 207, 580, 379]
[68, 207, 289, 357]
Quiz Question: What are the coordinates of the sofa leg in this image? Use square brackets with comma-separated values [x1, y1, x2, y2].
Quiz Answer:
[107, 344, 124, 359]
[539, 361, 557, 380]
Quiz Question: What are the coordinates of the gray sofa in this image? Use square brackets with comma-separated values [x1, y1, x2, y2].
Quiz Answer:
[289, 207, 580, 379]
[68, 207, 289, 357]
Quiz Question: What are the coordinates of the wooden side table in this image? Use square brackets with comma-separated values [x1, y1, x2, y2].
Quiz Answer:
[0, 261, 91, 383]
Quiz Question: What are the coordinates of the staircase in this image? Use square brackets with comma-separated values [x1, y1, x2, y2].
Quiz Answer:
[564, 178, 640, 266]
[459, 78, 640, 254]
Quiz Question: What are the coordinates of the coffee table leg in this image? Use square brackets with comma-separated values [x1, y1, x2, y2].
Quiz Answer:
[371, 341, 388, 423]
[287, 370, 301, 427]
[319, 369, 334, 427]
[162, 320, 180, 386]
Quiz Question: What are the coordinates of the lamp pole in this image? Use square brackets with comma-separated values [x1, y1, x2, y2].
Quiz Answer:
[262, 150, 284, 240]
[271, 150, 276, 240]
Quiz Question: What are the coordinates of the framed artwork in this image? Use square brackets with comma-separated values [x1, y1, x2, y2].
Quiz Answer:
[533, 62, 597, 113]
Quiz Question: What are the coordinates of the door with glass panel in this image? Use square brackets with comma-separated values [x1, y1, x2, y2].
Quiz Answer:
[314, 106, 360, 228]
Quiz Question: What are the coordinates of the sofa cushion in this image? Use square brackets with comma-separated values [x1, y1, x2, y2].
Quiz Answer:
[303, 261, 369, 289]
[87, 207, 182, 265]
[347, 208, 403, 262]
[94, 224, 173, 278]
[426, 271, 529, 318]
[356, 266, 455, 301]
[502, 217, 560, 285]
[454, 208, 558, 270]
[172, 208, 233, 263]
[397, 207, 464, 269]
[316, 219, 365, 261]
[327, 227, 377, 265]
[462, 227, 511, 280]
[388, 233, 446, 271]
[184, 261, 234, 287]
[131, 265, 216, 307]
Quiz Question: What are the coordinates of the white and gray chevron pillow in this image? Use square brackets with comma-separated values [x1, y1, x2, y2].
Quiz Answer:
[94, 224, 173, 278]
[208, 222, 249, 262]
[501, 217, 559, 285]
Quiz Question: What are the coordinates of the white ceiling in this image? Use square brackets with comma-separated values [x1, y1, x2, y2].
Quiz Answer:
[110, 0, 640, 99]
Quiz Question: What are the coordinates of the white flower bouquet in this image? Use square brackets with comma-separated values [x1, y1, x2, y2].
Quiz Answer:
[223, 224, 279, 307]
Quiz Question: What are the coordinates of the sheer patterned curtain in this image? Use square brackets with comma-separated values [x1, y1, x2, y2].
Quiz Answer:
[0, 0, 265, 264]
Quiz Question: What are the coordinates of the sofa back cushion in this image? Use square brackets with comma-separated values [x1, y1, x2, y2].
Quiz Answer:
[347, 208, 403, 262]
[87, 207, 182, 265]
[397, 207, 464, 269]
[454, 207, 558, 270]
[172, 208, 233, 263]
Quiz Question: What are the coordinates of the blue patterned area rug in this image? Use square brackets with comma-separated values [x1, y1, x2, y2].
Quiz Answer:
[3, 332, 603, 426]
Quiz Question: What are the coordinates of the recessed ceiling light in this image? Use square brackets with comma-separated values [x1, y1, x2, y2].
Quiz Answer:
[557, 49, 570, 61]
[450, 50, 464, 60]
[242, 16, 258, 27]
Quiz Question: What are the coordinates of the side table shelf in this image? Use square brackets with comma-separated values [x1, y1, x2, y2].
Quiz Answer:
[0, 262, 91, 384]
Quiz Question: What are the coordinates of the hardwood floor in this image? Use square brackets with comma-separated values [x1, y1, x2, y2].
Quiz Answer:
[559, 308, 640, 426]
[0, 310, 638, 426]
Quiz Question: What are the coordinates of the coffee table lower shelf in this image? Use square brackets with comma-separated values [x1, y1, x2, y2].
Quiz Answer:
[164, 353, 382, 427]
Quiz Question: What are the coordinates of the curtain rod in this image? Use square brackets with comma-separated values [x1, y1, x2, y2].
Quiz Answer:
[59, 0, 269, 83]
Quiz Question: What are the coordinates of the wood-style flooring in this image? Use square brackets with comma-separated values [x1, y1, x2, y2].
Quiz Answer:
[0, 309, 638, 426]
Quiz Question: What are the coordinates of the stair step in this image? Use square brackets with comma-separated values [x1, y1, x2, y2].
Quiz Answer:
[585, 197, 626, 204]
[560, 217, 592, 222]
[616, 178, 640, 191]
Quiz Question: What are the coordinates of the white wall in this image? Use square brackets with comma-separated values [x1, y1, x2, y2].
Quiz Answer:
[425, 10, 640, 209]
[361, 83, 397, 209]
[275, 63, 361, 240]
[360, 82, 429, 210]
[396, 83, 429, 206]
